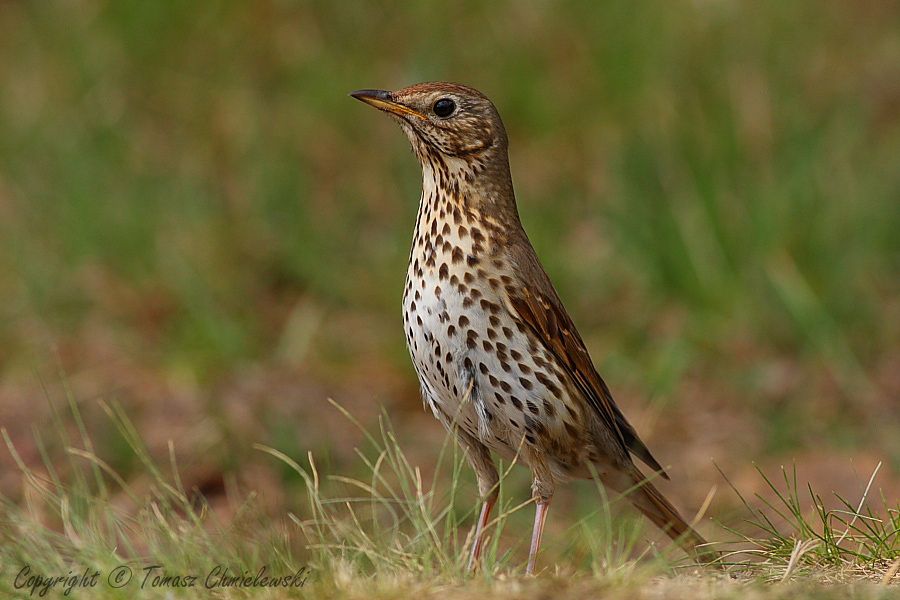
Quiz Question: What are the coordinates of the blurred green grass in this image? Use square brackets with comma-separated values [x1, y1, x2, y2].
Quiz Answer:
[0, 0, 897, 461]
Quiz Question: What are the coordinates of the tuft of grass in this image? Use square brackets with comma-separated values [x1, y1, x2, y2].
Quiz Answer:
[0, 396, 303, 599]
[717, 462, 900, 584]
[255, 399, 706, 584]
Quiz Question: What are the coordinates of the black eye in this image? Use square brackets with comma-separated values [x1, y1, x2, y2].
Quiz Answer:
[432, 98, 456, 118]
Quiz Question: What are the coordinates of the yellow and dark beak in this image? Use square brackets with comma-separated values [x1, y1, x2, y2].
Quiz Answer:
[349, 89, 426, 119]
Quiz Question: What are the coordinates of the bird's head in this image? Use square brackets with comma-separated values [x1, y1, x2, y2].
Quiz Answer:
[350, 82, 508, 163]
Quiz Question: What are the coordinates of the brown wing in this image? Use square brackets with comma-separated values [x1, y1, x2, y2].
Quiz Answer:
[504, 274, 669, 479]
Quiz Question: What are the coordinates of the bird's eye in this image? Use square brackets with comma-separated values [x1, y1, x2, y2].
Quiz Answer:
[432, 98, 456, 118]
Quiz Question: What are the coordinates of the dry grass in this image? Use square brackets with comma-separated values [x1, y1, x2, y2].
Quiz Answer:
[1, 395, 897, 598]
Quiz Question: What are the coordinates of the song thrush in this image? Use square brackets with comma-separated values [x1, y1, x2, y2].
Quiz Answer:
[351, 82, 717, 574]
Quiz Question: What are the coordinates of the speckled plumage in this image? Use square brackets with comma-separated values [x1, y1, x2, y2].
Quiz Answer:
[352, 82, 717, 573]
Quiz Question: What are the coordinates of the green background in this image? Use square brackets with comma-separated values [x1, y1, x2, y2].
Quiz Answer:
[0, 0, 897, 524]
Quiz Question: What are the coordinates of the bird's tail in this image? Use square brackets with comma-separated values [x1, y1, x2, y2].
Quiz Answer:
[620, 467, 720, 565]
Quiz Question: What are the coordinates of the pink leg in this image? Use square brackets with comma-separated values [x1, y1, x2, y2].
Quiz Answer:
[526, 500, 551, 575]
[468, 495, 497, 571]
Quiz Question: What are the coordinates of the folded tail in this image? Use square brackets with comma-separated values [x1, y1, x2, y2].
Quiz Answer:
[618, 465, 720, 565]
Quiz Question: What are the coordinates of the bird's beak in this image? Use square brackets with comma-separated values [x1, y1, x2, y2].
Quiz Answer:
[349, 89, 427, 119]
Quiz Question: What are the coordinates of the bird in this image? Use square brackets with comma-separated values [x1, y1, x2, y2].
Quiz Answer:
[350, 82, 717, 574]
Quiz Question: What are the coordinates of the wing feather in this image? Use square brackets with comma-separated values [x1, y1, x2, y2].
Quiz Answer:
[505, 282, 669, 479]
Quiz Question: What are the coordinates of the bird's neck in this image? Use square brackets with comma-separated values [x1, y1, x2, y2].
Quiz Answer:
[407, 151, 523, 281]
[416, 151, 520, 241]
